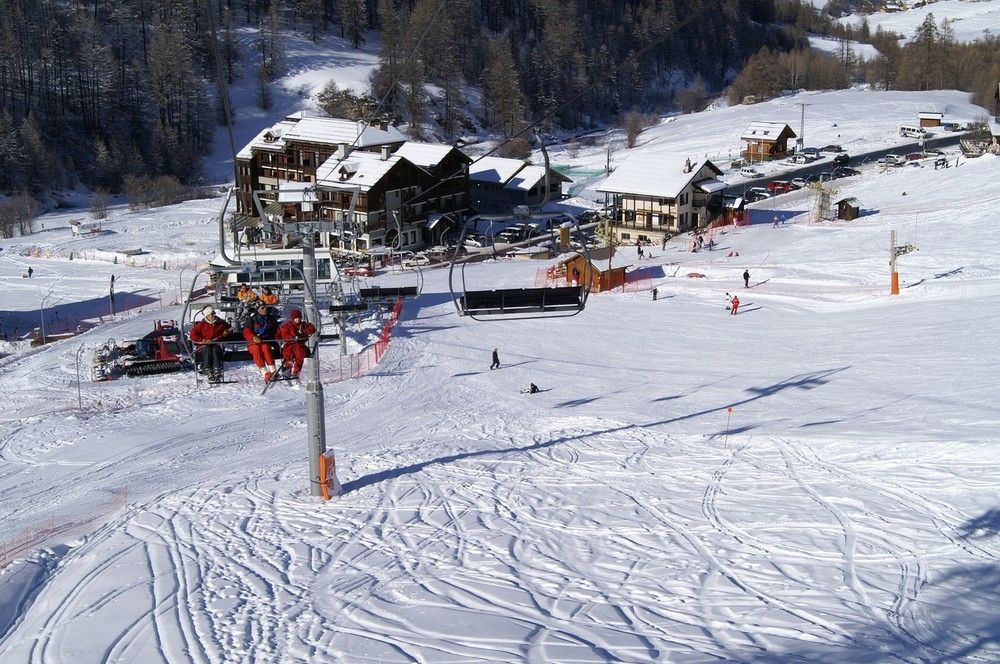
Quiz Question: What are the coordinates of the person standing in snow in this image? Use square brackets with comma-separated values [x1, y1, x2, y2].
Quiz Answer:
[730, 294, 740, 315]
[490, 348, 501, 370]
[652, 287, 658, 301]
[27, 267, 33, 278]
[743, 269, 750, 288]
[661, 235, 667, 251]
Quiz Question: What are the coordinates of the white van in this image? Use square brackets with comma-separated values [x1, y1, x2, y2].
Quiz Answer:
[899, 125, 927, 139]
[740, 166, 762, 178]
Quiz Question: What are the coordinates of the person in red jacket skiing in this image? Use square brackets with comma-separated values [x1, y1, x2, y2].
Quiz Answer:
[189, 306, 231, 382]
[275, 309, 316, 378]
[243, 303, 278, 381]
[730, 294, 740, 315]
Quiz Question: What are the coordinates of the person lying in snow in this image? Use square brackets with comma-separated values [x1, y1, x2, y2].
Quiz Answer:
[521, 383, 539, 394]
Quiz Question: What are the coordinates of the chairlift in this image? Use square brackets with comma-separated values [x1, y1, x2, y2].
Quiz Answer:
[447, 132, 591, 321]
[357, 211, 423, 306]
[448, 221, 590, 321]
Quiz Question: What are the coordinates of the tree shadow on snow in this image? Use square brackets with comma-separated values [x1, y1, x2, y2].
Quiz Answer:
[345, 367, 850, 494]
[959, 508, 1000, 540]
[735, 563, 1000, 663]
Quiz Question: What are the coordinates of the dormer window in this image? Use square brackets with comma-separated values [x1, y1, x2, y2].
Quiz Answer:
[263, 131, 277, 142]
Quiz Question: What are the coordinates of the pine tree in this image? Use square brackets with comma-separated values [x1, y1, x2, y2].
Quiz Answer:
[482, 36, 526, 140]
[341, 0, 368, 49]
[298, 0, 323, 42]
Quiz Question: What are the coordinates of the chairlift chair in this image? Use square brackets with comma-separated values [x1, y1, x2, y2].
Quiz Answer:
[357, 212, 424, 306]
[448, 222, 591, 321]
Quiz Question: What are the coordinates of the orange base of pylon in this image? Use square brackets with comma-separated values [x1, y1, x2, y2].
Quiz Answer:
[891, 272, 900, 295]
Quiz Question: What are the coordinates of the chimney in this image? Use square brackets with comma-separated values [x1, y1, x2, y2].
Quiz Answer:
[683, 157, 692, 173]
[381, 145, 392, 161]
[378, 120, 389, 131]
[336, 142, 351, 159]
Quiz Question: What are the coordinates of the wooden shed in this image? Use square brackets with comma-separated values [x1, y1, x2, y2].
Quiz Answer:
[558, 249, 627, 293]
[836, 197, 860, 221]
[918, 112, 943, 128]
[740, 122, 797, 161]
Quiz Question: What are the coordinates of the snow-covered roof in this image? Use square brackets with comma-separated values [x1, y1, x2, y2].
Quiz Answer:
[277, 182, 319, 203]
[694, 178, 727, 193]
[392, 142, 460, 169]
[741, 122, 795, 142]
[468, 157, 527, 184]
[918, 112, 943, 120]
[504, 165, 549, 191]
[237, 115, 406, 159]
[596, 158, 722, 199]
[315, 150, 402, 192]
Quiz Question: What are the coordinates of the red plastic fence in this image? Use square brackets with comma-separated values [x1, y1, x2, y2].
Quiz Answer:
[328, 299, 403, 383]
[1, 487, 128, 570]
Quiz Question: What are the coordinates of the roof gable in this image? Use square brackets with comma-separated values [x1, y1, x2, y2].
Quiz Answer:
[741, 122, 796, 142]
[596, 158, 723, 199]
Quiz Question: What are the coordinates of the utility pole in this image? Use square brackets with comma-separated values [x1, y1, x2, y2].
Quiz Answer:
[889, 229, 916, 295]
[795, 102, 811, 153]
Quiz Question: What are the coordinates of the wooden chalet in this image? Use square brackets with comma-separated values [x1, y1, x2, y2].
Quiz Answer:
[234, 112, 406, 220]
[596, 157, 726, 243]
[740, 122, 796, 161]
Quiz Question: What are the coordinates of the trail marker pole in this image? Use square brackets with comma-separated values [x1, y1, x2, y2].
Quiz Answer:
[724, 407, 733, 447]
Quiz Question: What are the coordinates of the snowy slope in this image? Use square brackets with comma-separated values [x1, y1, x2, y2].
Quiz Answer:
[840, 0, 1000, 43]
[2, 120, 999, 661]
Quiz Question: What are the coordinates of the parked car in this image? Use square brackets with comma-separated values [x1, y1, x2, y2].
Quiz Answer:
[799, 147, 821, 159]
[833, 167, 860, 178]
[943, 122, 962, 132]
[923, 149, 944, 157]
[790, 177, 808, 189]
[576, 210, 600, 223]
[934, 156, 948, 168]
[877, 154, 905, 166]
[744, 187, 771, 202]
[904, 152, 924, 161]
[832, 153, 850, 166]
[740, 166, 762, 178]
[786, 154, 809, 164]
[402, 254, 431, 269]
[464, 234, 488, 248]
[767, 180, 794, 195]
[821, 144, 844, 153]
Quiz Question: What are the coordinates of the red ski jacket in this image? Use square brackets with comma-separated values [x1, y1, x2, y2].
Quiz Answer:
[276, 319, 316, 344]
[190, 318, 231, 345]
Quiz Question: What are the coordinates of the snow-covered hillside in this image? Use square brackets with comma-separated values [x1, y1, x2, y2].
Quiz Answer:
[2, 94, 999, 660]
[840, 0, 1000, 43]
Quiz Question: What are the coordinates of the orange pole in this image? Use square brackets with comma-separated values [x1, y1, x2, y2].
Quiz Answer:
[891, 271, 900, 295]
[318, 453, 331, 500]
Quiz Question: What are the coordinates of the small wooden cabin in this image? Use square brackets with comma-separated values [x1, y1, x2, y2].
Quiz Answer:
[558, 249, 627, 293]
[740, 122, 796, 161]
[918, 112, 943, 128]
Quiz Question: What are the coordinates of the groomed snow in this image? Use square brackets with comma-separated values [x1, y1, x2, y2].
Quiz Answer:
[2, 130, 1000, 659]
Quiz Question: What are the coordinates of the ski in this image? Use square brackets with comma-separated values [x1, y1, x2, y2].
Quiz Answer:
[260, 369, 296, 396]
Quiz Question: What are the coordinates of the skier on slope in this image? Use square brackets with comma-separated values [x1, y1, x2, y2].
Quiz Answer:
[730, 294, 740, 315]
[275, 309, 316, 378]
[243, 303, 278, 382]
[490, 348, 501, 370]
